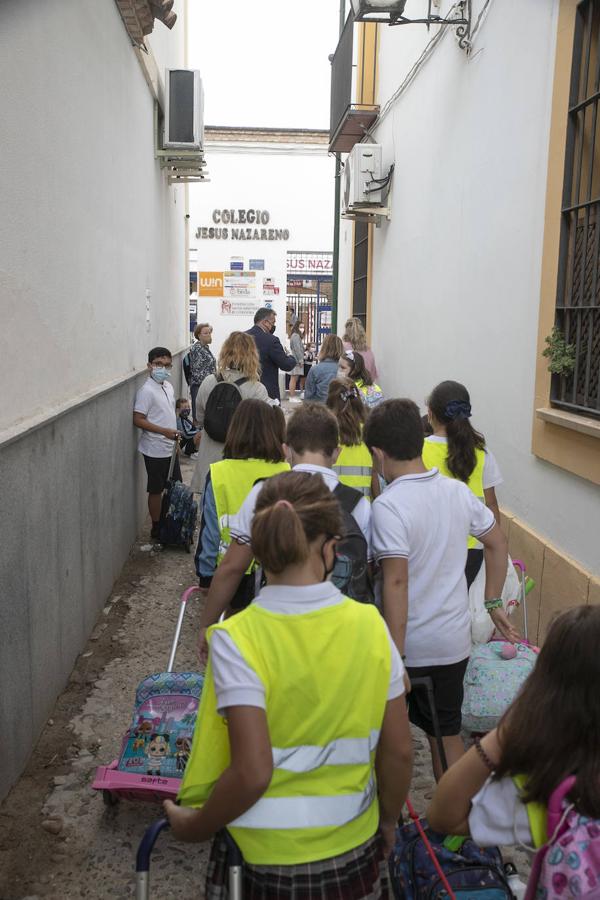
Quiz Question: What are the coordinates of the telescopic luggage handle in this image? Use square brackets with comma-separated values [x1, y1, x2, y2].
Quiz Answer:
[167, 585, 201, 672]
[135, 818, 169, 900]
[512, 560, 529, 643]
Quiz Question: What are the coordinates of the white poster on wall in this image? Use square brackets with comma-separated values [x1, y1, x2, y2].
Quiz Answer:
[223, 272, 256, 298]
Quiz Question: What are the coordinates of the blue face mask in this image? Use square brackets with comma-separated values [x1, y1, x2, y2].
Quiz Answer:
[151, 367, 170, 383]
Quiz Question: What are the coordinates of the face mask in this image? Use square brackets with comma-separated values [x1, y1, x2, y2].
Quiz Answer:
[270, 323, 276, 334]
[337, 368, 345, 378]
[320, 538, 337, 583]
[179, 409, 191, 418]
[151, 367, 170, 383]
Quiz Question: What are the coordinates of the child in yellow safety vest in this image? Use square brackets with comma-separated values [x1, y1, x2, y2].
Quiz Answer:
[165, 470, 413, 899]
[327, 377, 380, 501]
[427, 605, 600, 872]
[338, 351, 385, 409]
[422, 381, 504, 589]
[194, 399, 289, 609]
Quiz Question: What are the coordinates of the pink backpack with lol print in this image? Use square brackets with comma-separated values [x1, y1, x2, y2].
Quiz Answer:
[525, 776, 600, 900]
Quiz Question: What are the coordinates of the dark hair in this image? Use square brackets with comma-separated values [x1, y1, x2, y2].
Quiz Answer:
[349, 352, 373, 386]
[286, 402, 339, 457]
[364, 399, 424, 460]
[148, 346, 172, 363]
[252, 471, 343, 574]
[495, 605, 600, 817]
[427, 381, 485, 483]
[223, 400, 286, 462]
[326, 378, 366, 446]
[254, 307, 275, 324]
[176, 398, 189, 409]
[422, 414, 434, 437]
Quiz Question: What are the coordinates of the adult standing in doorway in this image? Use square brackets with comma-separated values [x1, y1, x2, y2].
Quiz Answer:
[189, 323, 216, 424]
[246, 307, 296, 402]
[342, 317, 379, 383]
[287, 321, 306, 403]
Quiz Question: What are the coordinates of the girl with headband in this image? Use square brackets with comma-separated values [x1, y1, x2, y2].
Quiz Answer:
[423, 380, 503, 588]
[327, 377, 380, 500]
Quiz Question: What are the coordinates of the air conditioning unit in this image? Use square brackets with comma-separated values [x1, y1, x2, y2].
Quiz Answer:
[164, 69, 204, 150]
[342, 143, 383, 214]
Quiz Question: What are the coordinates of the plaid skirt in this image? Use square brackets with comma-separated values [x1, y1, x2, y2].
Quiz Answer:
[205, 831, 391, 899]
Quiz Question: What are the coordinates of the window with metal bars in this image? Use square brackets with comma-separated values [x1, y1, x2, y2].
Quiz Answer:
[352, 221, 369, 330]
[553, 0, 600, 417]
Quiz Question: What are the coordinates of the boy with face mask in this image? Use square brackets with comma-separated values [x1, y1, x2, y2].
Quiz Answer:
[133, 347, 181, 538]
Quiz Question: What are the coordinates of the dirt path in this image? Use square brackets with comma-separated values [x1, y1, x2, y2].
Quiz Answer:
[0, 451, 528, 899]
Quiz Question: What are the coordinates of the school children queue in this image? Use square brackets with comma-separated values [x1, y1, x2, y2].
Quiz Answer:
[133, 321, 597, 900]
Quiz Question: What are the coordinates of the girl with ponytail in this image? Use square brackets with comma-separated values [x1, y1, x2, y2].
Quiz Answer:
[166, 471, 412, 899]
[327, 377, 380, 500]
[423, 381, 504, 587]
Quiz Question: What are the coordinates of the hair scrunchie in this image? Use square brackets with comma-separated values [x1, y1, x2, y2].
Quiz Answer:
[444, 399, 472, 421]
[340, 386, 360, 403]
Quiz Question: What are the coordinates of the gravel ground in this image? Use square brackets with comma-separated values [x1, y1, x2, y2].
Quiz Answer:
[0, 450, 529, 899]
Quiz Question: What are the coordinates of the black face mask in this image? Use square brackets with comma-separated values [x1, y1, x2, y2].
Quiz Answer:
[270, 323, 276, 335]
[320, 537, 337, 582]
[180, 409, 191, 418]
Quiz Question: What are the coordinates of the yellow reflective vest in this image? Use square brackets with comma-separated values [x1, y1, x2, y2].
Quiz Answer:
[210, 458, 290, 568]
[178, 598, 391, 865]
[334, 443, 373, 500]
[422, 438, 486, 549]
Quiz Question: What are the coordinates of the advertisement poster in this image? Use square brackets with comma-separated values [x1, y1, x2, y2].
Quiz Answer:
[263, 278, 279, 296]
[221, 299, 259, 317]
[250, 258, 265, 270]
[198, 272, 224, 296]
[230, 257, 244, 271]
[223, 272, 256, 298]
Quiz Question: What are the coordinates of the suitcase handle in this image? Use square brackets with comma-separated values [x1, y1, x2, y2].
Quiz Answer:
[167, 586, 201, 672]
[135, 818, 169, 900]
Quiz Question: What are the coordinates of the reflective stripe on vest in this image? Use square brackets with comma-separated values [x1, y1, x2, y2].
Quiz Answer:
[210, 458, 290, 567]
[232, 775, 376, 830]
[178, 599, 391, 865]
[272, 729, 380, 772]
[421, 439, 486, 549]
[334, 443, 373, 499]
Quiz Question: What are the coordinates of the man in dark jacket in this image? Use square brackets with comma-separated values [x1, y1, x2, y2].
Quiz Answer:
[246, 307, 296, 401]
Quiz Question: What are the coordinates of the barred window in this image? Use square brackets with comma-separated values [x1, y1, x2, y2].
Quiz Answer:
[554, 0, 600, 417]
[352, 221, 369, 330]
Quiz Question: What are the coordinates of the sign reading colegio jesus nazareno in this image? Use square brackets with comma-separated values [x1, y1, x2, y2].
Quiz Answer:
[195, 209, 290, 241]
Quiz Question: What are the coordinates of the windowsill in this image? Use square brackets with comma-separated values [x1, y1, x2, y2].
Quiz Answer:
[536, 406, 600, 439]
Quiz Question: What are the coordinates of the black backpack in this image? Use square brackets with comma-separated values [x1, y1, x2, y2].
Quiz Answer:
[203, 375, 248, 443]
[332, 483, 374, 604]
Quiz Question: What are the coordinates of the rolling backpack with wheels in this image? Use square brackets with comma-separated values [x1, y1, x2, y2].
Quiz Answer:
[332, 482, 374, 604]
[203, 375, 249, 443]
[158, 445, 198, 550]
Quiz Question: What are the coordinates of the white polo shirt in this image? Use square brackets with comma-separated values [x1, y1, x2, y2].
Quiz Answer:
[133, 377, 177, 458]
[230, 463, 372, 558]
[371, 469, 495, 668]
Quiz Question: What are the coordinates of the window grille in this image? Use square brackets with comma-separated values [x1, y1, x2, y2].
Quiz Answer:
[352, 221, 369, 329]
[554, 0, 600, 416]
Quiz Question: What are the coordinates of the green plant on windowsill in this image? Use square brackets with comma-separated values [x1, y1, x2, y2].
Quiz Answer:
[543, 325, 576, 375]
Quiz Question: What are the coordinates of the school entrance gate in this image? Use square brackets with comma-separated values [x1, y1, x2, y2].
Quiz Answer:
[286, 251, 333, 350]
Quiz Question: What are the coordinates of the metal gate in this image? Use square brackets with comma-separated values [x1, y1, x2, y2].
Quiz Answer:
[287, 275, 332, 351]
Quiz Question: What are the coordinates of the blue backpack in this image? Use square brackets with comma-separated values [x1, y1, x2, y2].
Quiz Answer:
[391, 817, 513, 899]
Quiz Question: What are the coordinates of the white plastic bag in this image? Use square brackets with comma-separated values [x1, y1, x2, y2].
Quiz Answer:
[469, 556, 521, 644]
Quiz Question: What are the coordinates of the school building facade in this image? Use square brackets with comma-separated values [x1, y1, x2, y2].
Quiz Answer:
[333, 0, 600, 641]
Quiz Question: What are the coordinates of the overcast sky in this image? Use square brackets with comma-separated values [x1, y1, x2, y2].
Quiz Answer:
[187, 0, 343, 130]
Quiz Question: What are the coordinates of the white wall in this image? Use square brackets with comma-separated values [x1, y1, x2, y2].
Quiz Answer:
[342, 0, 600, 575]
[188, 142, 335, 353]
[0, 0, 187, 435]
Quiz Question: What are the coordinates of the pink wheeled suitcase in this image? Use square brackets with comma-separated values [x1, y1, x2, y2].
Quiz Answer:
[92, 586, 203, 806]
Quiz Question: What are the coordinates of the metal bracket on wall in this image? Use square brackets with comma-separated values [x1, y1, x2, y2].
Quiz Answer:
[153, 102, 210, 185]
[342, 206, 392, 227]
[390, 0, 472, 53]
